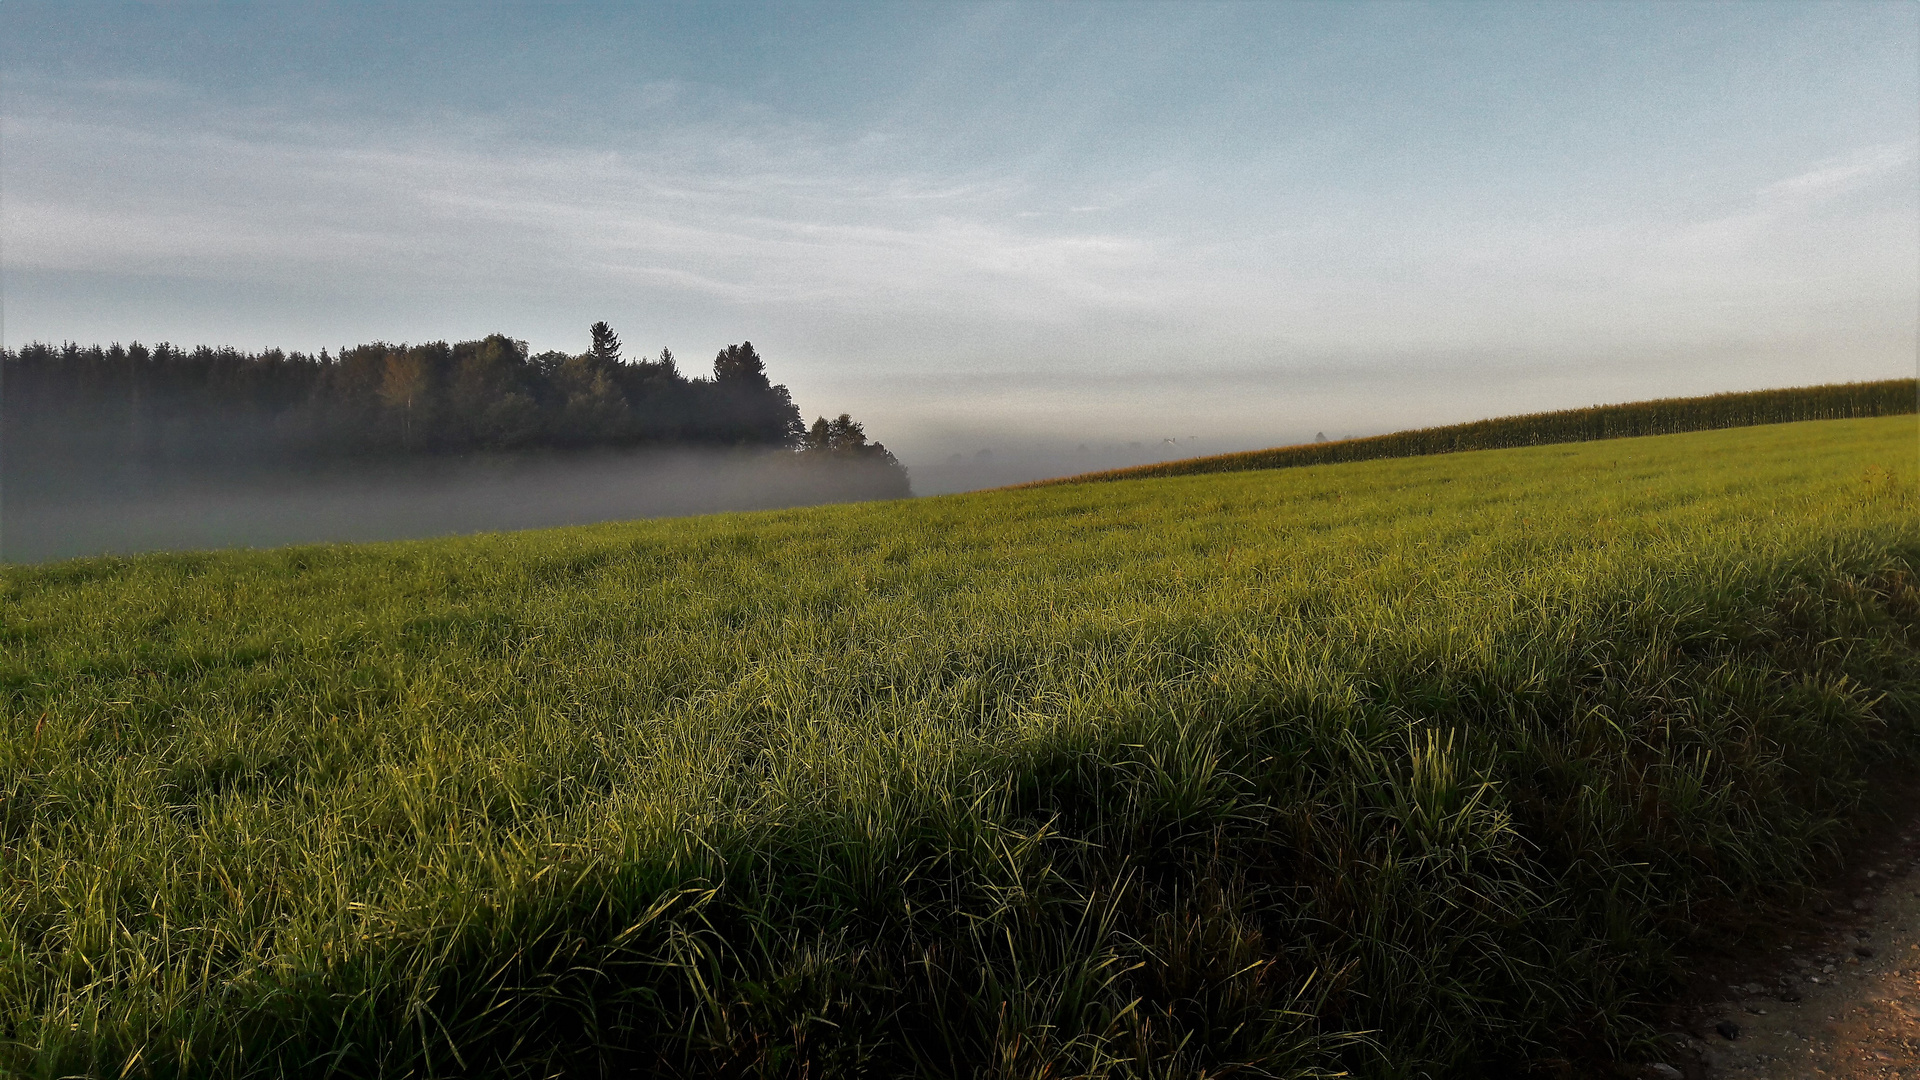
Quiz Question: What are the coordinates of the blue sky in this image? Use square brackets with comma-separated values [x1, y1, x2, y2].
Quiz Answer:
[3, 1, 1915, 484]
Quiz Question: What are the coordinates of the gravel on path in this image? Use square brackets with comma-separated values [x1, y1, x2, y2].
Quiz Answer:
[1660, 835, 1920, 1079]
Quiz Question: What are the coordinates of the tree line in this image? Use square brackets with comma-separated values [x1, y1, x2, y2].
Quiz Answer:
[1036, 378, 1919, 487]
[2, 323, 908, 497]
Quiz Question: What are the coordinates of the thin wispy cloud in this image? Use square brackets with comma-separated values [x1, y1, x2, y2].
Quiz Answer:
[3, 86, 1164, 317]
[1760, 143, 1917, 203]
[1, 2, 1913, 488]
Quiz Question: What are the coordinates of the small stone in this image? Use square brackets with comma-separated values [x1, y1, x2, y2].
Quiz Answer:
[1856, 946, 1876, 959]
[1779, 990, 1802, 1002]
[1648, 1065, 1684, 1080]
[1716, 1020, 1741, 1040]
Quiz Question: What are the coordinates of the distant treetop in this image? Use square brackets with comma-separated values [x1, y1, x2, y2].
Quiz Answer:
[589, 322, 623, 365]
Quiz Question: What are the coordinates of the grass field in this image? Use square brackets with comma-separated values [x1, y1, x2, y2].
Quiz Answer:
[2, 415, 1917, 1078]
[1023, 378, 1916, 490]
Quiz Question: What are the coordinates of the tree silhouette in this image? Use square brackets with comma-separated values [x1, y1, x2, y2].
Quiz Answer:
[712, 342, 767, 386]
[704, 341, 802, 446]
[589, 322, 623, 365]
[798, 413, 909, 497]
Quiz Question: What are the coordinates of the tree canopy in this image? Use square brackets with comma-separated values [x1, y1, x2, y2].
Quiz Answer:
[2, 326, 908, 498]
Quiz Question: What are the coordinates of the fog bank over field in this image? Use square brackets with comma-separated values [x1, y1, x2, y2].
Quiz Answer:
[0, 450, 905, 564]
[907, 438, 1219, 495]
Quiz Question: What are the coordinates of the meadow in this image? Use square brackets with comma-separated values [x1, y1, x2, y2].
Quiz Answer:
[1034, 378, 1915, 488]
[2, 415, 1917, 1078]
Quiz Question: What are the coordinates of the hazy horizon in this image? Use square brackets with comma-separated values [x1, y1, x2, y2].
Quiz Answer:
[0, 445, 926, 563]
[4, 1, 1916, 493]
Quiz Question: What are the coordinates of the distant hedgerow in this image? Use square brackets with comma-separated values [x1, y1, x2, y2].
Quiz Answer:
[1029, 378, 1918, 487]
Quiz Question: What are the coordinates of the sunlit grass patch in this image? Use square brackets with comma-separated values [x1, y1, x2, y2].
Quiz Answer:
[1, 415, 1916, 1078]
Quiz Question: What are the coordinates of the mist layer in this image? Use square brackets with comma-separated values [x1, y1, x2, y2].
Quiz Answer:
[2, 449, 907, 564]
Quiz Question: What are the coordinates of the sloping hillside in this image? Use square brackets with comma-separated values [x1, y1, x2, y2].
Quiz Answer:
[2, 416, 1916, 1078]
[1021, 379, 1915, 488]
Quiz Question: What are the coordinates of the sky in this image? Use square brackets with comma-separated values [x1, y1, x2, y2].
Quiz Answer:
[3, 1, 1916, 491]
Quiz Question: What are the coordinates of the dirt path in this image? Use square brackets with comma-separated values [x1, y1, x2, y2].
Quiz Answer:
[1662, 828, 1920, 1079]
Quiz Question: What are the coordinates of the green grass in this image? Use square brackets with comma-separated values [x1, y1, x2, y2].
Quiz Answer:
[1025, 378, 1916, 488]
[2, 415, 1917, 1078]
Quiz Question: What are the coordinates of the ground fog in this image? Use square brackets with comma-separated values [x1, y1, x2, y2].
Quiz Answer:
[1, 448, 905, 563]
